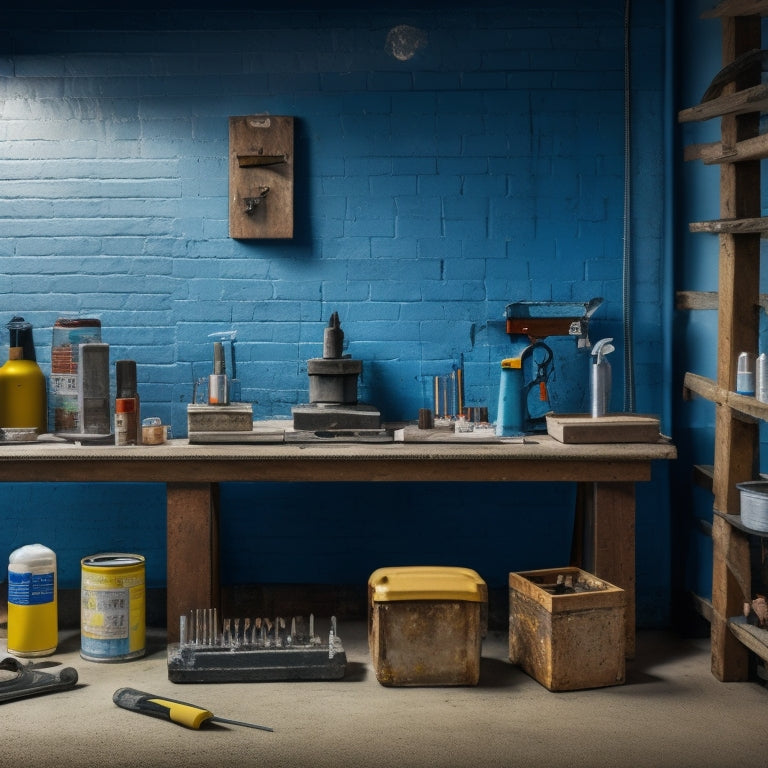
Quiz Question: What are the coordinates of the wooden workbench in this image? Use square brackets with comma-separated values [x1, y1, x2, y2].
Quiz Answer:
[0, 435, 676, 654]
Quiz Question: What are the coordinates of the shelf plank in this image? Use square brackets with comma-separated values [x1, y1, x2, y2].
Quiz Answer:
[685, 132, 768, 164]
[728, 617, 768, 662]
[675, 291, 719, 310]
[683, 372, 768, 422]
[689, 216, 768, 234]
[693, 463, 715, 491]
[702, 0, 768, 18]
[692, 593, 714, 623]
[684, 141, 720, 162]
[679, 83, 768, 123]
[714, 508, 768, 537]
[683, 372, 721, 403]
[675, 291, 768, 311]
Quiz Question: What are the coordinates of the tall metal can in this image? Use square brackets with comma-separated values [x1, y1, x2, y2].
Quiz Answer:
[7, 543, 58, 657]
[80, 553, 145, 662]
[50, 317, 102, 435]
[495, 357, 525, 436]
[756, 353, 768, 403]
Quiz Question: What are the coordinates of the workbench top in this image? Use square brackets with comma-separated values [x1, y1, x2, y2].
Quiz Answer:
[0, 434, 676, 484]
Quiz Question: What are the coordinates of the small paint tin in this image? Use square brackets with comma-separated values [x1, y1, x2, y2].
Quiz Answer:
[80, 553, 146, 662]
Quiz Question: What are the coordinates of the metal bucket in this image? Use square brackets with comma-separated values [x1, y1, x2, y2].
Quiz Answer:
[80, 553, 146, 662]
[737, 482, 768, 532]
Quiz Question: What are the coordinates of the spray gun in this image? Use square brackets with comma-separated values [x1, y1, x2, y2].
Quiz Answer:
[590, 337, 614, 418]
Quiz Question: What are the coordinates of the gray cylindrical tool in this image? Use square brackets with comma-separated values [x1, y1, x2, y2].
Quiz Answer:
[590, 338, 614, 418]
[78, 343, 111, 434]
[116, 359, 137, 399]
[323, 312, 344, 359]
[757, 353, 768, 403]
[208, 342, 229, 405]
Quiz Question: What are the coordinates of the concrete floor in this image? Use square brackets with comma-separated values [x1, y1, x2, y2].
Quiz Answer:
[1, 622, 767, 768]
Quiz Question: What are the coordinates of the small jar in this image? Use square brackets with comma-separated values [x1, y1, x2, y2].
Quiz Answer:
[736, 351, 756, 396]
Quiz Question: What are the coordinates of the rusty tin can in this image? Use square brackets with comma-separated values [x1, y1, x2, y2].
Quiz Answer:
[80, 553, 146, 662]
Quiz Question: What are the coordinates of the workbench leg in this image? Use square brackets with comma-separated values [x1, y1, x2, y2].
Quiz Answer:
[580, 481, 636, 659]
[166, 483, 221, 643]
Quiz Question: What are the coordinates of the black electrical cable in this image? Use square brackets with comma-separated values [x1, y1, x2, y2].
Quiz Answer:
[623, 0, 635, 412]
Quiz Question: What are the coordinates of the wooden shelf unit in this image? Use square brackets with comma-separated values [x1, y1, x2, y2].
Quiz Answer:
[678, 2, 768, 681]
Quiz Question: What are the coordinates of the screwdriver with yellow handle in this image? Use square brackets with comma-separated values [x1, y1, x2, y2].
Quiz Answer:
[113, 687, 274, 732]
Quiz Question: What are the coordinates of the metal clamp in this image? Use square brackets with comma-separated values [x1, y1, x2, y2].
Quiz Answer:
[244, 186, 270, 213]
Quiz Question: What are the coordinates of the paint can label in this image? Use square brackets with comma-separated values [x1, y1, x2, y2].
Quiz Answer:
[8, 570, 55, 606]
[81, 553, 145, 662]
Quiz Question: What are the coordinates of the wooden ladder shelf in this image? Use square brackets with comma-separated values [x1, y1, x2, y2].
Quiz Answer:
[679, 5, 766, 681]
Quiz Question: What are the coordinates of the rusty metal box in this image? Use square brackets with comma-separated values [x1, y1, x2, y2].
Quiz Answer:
[368, 566, 487, 687]
[509, 567, 625, 691]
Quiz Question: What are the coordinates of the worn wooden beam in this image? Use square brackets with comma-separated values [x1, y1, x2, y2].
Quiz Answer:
[686, 132, 768, 164]
[676, 291, 719, 310]
[684, 141, 720, 162]
[689, 216, 768, 233]
[675, 290, 768, 311]
[679, 82, 768, 123]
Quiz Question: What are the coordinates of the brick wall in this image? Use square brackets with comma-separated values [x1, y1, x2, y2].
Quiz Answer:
[0, 1, 671, 624]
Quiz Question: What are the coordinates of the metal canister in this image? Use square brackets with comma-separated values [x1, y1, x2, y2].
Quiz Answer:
[7, 543, 58, 657]
[50, 317, 102, 434]
[80, 553, 145, 662]
[495, 357, 525, 436]
[756, 353, 768, 403]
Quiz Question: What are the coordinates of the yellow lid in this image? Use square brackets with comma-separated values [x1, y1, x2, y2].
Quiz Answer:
[369, 566, 487, 602]
[501, 357, 521, 369]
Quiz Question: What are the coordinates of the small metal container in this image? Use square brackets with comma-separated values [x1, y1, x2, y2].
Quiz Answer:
[81, 553, 146, 662]
[736, 351, 755, 395]
[736, 482, 768, 532]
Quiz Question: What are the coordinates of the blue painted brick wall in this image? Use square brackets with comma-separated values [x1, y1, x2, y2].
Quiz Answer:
[0, 1, 671, 625]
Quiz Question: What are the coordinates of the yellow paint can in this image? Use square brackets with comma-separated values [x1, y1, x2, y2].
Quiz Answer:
[80, 553, 145, 662]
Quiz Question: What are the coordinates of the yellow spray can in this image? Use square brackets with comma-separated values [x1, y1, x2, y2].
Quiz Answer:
[0, 317, 47, 435]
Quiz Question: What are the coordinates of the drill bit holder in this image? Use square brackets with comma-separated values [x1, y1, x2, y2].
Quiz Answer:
[167, 609, 347, 683]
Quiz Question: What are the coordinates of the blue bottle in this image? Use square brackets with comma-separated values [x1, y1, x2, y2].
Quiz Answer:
[496, 357, 525, 436]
